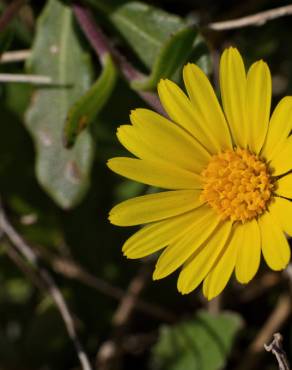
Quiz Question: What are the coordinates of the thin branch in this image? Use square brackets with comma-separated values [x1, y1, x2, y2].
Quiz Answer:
[0, 0, 27, 33]
[208, 4, 292, 31]
[248, 295, 291, 354]
[207, 295, 221, 314]
[236, 294, 291, 370]
[96, 265, 152, 370]
[112, 265, 151, 327]
[0, 73, 52, 84]
[265, 333, 290, 370]
[71, 3, 109, 66]
[283, 263, 292, 296]
[72, 3, 165, 115]
[0, 49, 31, 63]
[39, 248, 175, 323]
[5, 242, 46, 291]
[0, 202, 92, 370]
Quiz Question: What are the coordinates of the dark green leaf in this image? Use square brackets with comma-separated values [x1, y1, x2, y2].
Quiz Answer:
[111, 1, 185, 69]
[187, 35, 212, 76]
[131, 27, 198, 91]
[25, 0, 94, 209]
[63, 54, 117, 148]
[151, 310, 242, 370]
[110, 1, 211, 89]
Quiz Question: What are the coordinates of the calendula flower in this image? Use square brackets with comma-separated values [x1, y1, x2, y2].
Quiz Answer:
[107, 47, 292, 300]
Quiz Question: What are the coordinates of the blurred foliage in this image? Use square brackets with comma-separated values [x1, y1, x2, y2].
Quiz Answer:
[64, 53, 117, 148]
[26, 0, 94, 209]
[151, 311, 242, 370]
[0, 0, 292, 369]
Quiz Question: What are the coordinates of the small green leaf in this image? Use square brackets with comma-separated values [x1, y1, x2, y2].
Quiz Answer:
[187, 35, 212, 76]
[151, 311, 242, 370]
[111, 1, 185, 69]
[131, 27, 198, 91]
[63, 54, 117, 148]
[25, 0, 94, 209]
[110, 1, 211, 89]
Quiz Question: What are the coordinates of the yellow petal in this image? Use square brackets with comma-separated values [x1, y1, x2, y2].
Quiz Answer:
[109, 190, 202, 226]
[246, 61, 271, 154]
[107, 157, 202, 190]
[203, 224, 239, 300]
[219, 47, 247, 148]
[259, 211, 290, 270]
[157, 79, 217, 154]
[122, 208, 206, 259]
[183, 63, 232, 152]
[120, 108, 211, 174]
[269, 136, 292, 176]
[177, 220, 232, 294]
[276, 174, 292, 199]
[235, 219, 261, 283]
[153, 206, 219, 280]
[261, 96, 292, 160]
[269, 197, 292, 236]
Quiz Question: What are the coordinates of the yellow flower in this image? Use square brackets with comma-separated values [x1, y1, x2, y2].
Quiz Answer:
[107, 47, 292, 300]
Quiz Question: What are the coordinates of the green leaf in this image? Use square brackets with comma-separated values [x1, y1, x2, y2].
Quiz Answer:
[110, 1, 211, 89]
[63, 54, 117, 148]
[110, 1, 185, 69]
[25, 0, 94, 209]
[187, 35, 212, 76]
[151, 311, 242, 370]
[131, 27, 198, 91]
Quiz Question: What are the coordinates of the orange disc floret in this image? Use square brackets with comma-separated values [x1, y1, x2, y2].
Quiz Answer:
[200, 148, 274, 222]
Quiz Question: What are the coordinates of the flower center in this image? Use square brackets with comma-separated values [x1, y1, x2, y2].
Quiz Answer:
[200, 148, 274, 222]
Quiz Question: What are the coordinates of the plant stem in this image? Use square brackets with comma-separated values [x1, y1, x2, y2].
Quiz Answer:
[0, 0, 27, 33]
[73, 3, 165, 115]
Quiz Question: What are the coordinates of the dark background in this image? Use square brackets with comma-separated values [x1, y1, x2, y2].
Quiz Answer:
[0, 0, 291, 369]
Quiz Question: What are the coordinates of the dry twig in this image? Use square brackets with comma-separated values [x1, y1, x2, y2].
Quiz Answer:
[96, 265, 152, 370]
[207, 295, 221, 314]
[0, 49, 31, 63]
[265, 333, 290, 370]
[236, 294, 291, 370]
[112, 265, 152, 327]
[4, 243, 46, 291]
[0, 201, 92, 370]
[40, 248, 175, 322]
[0, 73, 52, 84]
[208, 4, 292, 31]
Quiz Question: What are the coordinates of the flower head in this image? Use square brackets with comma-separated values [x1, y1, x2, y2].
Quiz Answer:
[107, 47, 292, 300]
